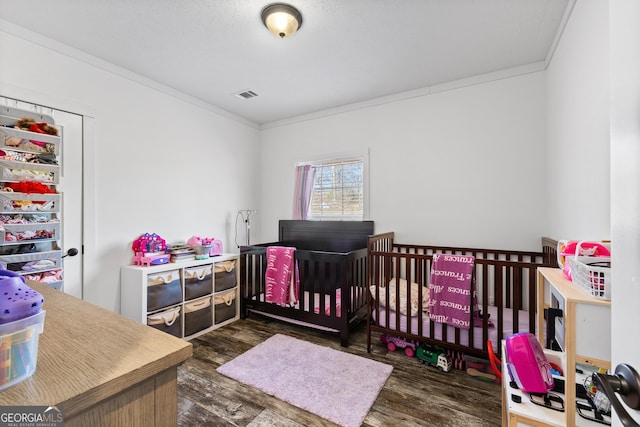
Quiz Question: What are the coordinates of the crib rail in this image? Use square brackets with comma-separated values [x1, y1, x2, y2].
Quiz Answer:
[366, 232, 558, 357]
[239, 244, 369, 346]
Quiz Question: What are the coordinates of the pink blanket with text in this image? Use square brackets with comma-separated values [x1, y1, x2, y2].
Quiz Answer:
[265, 246, 299, 306]
[428, 253, 477, 329]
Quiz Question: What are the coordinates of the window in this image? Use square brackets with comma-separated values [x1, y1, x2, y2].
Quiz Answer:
[307, 157, 364, 220]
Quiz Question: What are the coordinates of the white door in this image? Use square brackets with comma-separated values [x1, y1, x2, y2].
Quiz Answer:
[610, 1, 640, 425]
[0, 99, 83, 298]
[54, 110, 83, 298]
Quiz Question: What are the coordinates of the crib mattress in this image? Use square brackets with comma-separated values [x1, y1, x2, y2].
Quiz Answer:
[247, 288, 362, 332]
[373, 305, 531, 350]
[247, 286, 364, 316]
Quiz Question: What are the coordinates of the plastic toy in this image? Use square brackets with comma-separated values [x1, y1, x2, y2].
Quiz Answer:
[557, 240, 610, 280]
[132, 233, 169, 266]
[416, 343, 453, 372]
[380, 334, 418, 357]
[505, 332, 554, 394]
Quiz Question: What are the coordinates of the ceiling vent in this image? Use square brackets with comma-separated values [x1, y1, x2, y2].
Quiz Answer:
[235, 90, 258, 100]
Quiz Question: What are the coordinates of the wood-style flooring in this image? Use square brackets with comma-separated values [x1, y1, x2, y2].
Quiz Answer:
[177, 314, 502, 426]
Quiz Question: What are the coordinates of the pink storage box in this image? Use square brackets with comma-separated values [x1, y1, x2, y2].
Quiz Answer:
[209, 239, 223, 256]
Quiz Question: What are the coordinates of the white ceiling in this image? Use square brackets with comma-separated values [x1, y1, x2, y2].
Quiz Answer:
[0, 0, 570, 126]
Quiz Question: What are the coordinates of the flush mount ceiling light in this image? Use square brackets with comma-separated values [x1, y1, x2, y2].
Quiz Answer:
[261, 3, 303, 39]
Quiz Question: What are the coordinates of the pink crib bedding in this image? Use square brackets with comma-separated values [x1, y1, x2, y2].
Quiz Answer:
[372, 305, 531, 350]
[247, 286, 364, 318]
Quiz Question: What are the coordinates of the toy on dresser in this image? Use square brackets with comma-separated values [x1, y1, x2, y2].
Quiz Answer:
[131, 233, 170, 266]
[187, 235, 223, 258]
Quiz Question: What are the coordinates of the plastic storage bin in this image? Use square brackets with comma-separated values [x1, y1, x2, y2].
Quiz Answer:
[568, 256, 611, 300]
[0, 310, 46, 391]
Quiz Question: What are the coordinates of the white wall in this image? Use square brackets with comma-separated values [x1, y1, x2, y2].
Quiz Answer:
[545, 0, 610, 241]
[260, 73, 547, 251]
[0, 27, 261, 313]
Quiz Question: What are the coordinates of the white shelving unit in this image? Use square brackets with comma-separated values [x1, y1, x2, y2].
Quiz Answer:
[502, 267, 611, 426]
[120, 254, 240, 340]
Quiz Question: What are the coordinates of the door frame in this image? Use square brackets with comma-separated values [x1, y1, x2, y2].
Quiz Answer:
[0, 81, 96, 300]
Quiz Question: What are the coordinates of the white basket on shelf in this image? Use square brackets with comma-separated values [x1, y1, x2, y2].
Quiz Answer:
[568, 255, 611, 300]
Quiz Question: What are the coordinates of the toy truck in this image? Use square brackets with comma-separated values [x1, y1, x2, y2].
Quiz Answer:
[380, 334, 418, 357]
[416, 344, 453, 372]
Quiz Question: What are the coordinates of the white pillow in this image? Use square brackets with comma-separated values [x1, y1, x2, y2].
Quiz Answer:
[370, 278, 429, 317]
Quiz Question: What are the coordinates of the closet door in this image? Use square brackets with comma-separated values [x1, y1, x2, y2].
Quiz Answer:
[55, 109, 83, 298]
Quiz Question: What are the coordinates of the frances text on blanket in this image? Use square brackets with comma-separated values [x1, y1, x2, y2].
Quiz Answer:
[446, 286, 470, 295]
[431, 270, 467, 281]
[441, 255, 474, 264]
[438, 300, 471, 313]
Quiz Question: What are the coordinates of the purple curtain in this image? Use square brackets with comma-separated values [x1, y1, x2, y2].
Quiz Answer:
[292, 164, 316, 220]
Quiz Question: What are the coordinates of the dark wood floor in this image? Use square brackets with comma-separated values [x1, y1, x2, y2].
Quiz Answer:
[177, 315, 502, 426]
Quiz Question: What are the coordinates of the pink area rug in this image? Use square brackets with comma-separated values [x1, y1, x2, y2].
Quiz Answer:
[216, 334, 393, 427]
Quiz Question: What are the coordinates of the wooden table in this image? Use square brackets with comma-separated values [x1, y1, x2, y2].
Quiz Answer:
[0, 282, 192, 426]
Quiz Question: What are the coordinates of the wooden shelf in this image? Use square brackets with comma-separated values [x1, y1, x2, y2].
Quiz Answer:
[502, 267, 611, 426]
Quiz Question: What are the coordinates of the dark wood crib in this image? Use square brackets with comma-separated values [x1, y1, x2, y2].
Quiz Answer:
[240, 220, 374, 346]
[367, 233, 558, 358]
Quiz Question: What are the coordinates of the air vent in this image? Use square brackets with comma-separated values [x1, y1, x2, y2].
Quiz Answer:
[235, 90, 258, 100]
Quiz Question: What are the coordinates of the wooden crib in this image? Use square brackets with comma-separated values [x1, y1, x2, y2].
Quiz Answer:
[240, 220, 373, 346]
[367, 233, 558, 358]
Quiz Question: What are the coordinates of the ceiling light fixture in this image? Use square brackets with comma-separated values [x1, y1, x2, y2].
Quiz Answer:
[261, 3, 303, 39]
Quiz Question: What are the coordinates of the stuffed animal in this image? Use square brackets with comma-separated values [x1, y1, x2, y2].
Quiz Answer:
[16, 117, 59, 136]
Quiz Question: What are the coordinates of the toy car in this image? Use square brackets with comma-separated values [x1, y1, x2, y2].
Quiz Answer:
[380, 334, 418, 357]
[416, 343, 453, 372]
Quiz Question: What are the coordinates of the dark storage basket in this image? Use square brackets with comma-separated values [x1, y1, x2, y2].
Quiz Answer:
[184, 265, 213, 300]
[147, 270, 182, 311]
[147, 306, 182, 338]
[184, 296, 212, 336]
[214, 289, 237, 324]
[214, 260, 236, 292]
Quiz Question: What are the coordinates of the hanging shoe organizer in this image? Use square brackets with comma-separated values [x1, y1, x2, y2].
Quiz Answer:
[0, 105, 63, 291]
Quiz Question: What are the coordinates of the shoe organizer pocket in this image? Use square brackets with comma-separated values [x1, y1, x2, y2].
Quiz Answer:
[214, 260, 236, 292]
[0, 250, 62, 274]
[184, 265, 213, 300]
[0, 221, 60, 243]
[184, 296, 212, 336]
[147, 270, 182, 311]
[0, 191, 59, 213]
[0, 127, 60, 155]
[0, 159, 59, 184]
[147, 306, 182, 338]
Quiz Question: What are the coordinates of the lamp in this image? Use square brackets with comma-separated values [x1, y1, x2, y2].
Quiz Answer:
[261, 3, 302, 39]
